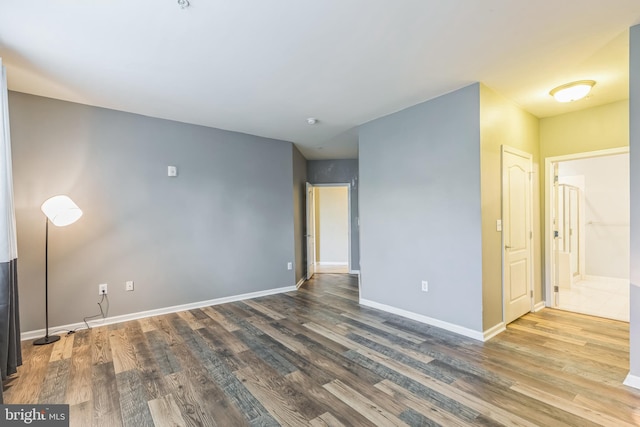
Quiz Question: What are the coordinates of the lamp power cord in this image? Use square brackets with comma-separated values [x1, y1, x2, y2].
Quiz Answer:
[78, 292, 109, 332]
[48, 293, 109, 336]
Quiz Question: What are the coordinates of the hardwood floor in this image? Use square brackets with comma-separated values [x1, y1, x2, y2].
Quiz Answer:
[4, 273, 640, 426]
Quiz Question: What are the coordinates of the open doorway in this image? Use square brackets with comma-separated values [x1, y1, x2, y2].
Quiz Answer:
[545, 148, 629, 321]
[306, 183, 351, 277]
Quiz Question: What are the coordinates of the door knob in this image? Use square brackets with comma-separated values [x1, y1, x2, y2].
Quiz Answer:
[505, 245, 512, 249]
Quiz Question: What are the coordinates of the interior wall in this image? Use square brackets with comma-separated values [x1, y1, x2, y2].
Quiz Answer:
[359, 83, 483, 332]
[629, 23, 640, 381]
[307, 160, 359, 271]
[292, 146, 308, 284]
[539, 100, 629, 159]
[9, 92, 296, 332]
[558, 155, 629, 279]
[479, 84, 541, 330]
[314, 186, 349, 264]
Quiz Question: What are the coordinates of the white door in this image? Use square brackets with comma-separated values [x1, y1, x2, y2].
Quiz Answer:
[502, 146, 533, 324]
[306, 183, 316, 280]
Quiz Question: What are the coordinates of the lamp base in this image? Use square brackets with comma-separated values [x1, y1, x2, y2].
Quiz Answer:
[33, 335, 61, 346]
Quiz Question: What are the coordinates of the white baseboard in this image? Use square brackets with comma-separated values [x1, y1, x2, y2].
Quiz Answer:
[359, 298, 484, 342]
[582, 274, 629, 284]
[21, 285, 297, 341]
[317, 262, 348, 266]
[624, 373, 640, 390]
[349, 269, 360, 275]
[483, 322, 506, 341]
[296, 278, 305, 289]
[533, 301, 546, 312]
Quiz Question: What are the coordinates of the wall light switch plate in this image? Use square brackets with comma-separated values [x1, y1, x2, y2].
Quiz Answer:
[125, 281, 134, 291]
[287, 262, 293, 270]
[168, 166, 177, 177]
[496, 219, 502, 232]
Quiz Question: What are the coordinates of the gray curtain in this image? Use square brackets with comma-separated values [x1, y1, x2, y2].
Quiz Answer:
[0, 59, 21, 404]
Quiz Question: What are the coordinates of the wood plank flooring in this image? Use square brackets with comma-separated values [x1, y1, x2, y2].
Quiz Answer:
[3, 273, 640, 426]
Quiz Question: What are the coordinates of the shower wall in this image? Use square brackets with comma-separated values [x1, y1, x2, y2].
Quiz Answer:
[558, 154, 629, 280]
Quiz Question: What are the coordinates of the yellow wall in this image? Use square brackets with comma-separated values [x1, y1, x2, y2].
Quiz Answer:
[539, 100, 629, 159]
[314, 186, 349, 263]
[480, 84, 541, 331]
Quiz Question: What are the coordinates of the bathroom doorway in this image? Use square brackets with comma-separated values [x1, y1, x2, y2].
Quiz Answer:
[546, 148, 629, 321]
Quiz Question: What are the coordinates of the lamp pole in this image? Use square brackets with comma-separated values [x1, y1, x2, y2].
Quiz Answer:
[34, 218, 60, 345]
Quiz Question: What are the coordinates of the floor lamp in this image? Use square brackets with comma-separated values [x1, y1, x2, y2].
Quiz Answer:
[33, 195, 83, 346]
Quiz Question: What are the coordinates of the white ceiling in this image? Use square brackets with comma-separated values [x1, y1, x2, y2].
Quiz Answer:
[1, 1, 640, 160]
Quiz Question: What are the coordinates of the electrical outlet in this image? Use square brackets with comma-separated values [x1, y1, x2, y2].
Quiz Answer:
[125, 280, 134, 291]
[287, 262, 293, 270]
[99, 283, 108, 295]
[421, 280, 428, 292]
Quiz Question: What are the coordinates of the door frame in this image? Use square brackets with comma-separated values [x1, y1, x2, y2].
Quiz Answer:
[501, 145, 535, 323]
[306, 183, 352, 274]
[543, 147, 629, 306]
[306, 183, 316, 280]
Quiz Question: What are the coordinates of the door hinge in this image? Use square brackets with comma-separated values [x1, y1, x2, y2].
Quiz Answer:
[554, 230, 559, 238]
[554, 286, 559, 292]
[530, 231, 533, 239]
[530, 290, 534, 298]
[554, 175, 559, 183]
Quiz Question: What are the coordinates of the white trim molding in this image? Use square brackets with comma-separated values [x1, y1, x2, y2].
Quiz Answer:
[349, 269, 360, 275]
[533, 301, 546, 312]
[296, 278, 306, 289]
[623, 373, 640, 390]
[359, 298, 485, 341]
[483, 322, 506, 341]
[21, 285, 296, 341]
[317, 262, 348, 266]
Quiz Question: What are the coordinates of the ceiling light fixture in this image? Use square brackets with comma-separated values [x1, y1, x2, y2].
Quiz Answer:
[549, 80, 595, 103]
[306, 118, 318, 125]
[177, 0, 190, 9]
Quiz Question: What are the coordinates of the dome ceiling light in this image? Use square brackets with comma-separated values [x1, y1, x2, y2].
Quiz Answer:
[549, 80, 596, 103]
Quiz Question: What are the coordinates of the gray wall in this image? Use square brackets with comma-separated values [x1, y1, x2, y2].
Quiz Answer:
[10, 92, 296, 332]
[358, 84, 483, 332]
[307, 159, 360, 271]
[629, 24, 640, 379]
[292, 146, 307, 284]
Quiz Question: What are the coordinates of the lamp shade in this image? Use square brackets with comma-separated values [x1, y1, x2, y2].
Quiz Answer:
[41, 195, 83, 227]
